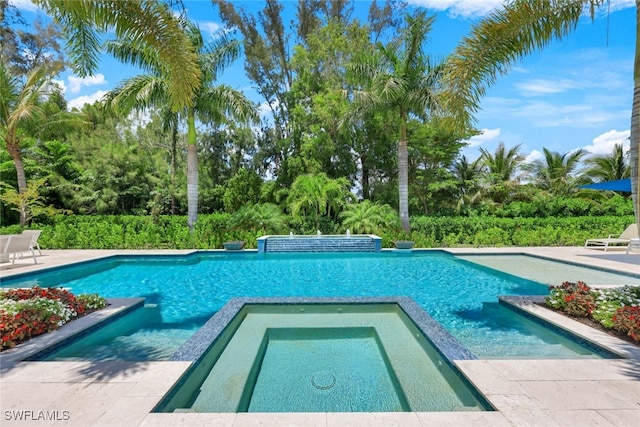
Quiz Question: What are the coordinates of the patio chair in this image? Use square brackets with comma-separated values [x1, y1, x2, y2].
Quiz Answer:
[584, 224, 638, 252]
[0, 236, 10, 263]
[21, 229, 42, 256]
[2, 234, 37, 264]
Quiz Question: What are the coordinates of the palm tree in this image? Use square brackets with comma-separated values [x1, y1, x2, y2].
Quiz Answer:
[339, 200, 400, 234]
[230, 203, 289, 235]
[348, 11, 442, 232]
[33, 0, 201, 112]
[451, 155, 485, 212]
[479, 142, 524, 182]
[584, 143, 630, 182]
[479, 142, 524, 203]
[106, 21, 256, 230]
[287, 173, 355, 229]
[0, 63, 67, 225]
[442, 0, 638, 230]
[526, 148, 587, 196]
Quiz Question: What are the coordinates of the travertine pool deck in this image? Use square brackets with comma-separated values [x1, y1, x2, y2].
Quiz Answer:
[1, 247, 639, 426]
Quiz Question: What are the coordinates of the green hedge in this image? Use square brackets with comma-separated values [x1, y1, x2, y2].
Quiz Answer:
[1, 214, 635, 250]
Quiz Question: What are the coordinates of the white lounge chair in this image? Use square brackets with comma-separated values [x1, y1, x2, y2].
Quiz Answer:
[584, 224, 638, 252]
[1, 234, 37, 264]
[21, 229, 42, 255]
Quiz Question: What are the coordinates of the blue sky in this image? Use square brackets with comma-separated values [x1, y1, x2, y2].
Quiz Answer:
[11, 0, 636, 164]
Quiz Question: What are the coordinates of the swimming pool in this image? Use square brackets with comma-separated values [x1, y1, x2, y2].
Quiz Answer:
[2, 251, 630, 360]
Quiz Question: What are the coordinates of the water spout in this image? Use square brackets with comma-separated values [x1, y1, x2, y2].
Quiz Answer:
[289, 231, 294, 238]
[317, 230, 322, 237]
[346, 229, 351, 237]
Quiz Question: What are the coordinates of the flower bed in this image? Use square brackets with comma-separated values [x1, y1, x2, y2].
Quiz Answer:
[546, 282, 640, 343]
[1, 287, 108, 351]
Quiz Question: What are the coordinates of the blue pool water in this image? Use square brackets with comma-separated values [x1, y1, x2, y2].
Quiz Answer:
[1, 251, 610, 359]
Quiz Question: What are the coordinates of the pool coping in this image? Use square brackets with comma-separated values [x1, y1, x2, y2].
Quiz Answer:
[0, 297, 145, 368]
[171, 296, 477, 364]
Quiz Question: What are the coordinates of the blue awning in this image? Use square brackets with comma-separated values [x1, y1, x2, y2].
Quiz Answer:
[581, 178, 632, 192]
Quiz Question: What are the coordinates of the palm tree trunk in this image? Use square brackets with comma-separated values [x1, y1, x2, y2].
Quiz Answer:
[170, 123, 178, 215]
[398, 117, 410, 232]
[631, 1, 640, 230]
[186, 111, 198, 233]
[361, 154, 370, 199]
[6, 135, 28, 226]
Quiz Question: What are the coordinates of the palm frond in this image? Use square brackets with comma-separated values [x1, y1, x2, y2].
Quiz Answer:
[196, 84, 258, 125]
[34, 0, 202, 111]
[441, 0, 605, 130]
[107, 75, 168, 114]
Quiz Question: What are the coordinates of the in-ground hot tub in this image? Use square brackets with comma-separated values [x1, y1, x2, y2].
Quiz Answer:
[155, 297, 492, 413]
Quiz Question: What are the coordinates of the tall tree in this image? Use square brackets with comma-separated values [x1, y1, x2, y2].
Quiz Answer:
[442, 0, 639, 230]
[214, 0, 293, 144]
[348, 11, 443, 231]
[0, 1, 66, 77]
[106, 21, 256, 230]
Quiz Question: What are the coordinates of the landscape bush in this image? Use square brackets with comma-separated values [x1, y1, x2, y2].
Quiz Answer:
[1, 213, 634, 250]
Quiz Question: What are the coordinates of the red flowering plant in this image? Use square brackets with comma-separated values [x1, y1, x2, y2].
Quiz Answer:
[1, 286, 107, 351]
[612, 306, 640, 343]
[546, 282, 640, 345]
[545, 281, 596, 317]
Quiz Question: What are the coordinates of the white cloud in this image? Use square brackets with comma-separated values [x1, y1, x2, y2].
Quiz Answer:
[517, 79, 578, 96]
[511, 101, 626, 128]
[67, 74, 107, 94]
[596, 0, 636, 14]
[67, 90, 108, 110]
[408, 0, 502, 18]
[408, 0, 634, 18]
[582, 129, 630, 156]
[465, 128, 500, 147]
[258, 99, 280, 119]
[198, 21, 225, 39]
[524, 149, 544, 164]
[10, 0, 39, 12]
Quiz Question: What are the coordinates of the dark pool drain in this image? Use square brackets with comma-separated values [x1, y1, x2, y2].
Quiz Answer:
[311, 372, 336, 390]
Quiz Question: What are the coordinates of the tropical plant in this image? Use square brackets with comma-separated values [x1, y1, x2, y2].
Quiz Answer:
[223, 168, 263, 212]
[348, 10, 443, 231]
[441, 0, 638, 236]
[229, 203, 289, 235]
[287, 173, 355, 229]
[106, 20, 256, 230]
[339, 200, 400, 234]
[1, 63, 59, 225]
[0, 177, 59, 226]
[526, 148, 587, 196]
[450, 155, 485, 212]
[478, 142, 525, 203]
[584, 143, 630, 183]
[479, 142, 524, 183]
